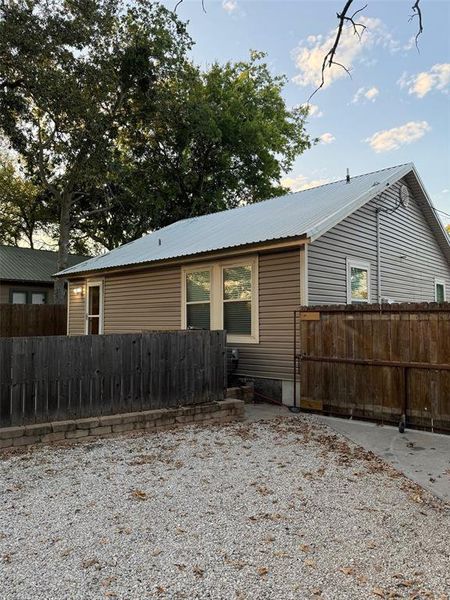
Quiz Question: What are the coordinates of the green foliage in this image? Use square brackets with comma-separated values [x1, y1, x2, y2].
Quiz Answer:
[0, 1, 312, 267]
[80, 51, 312, 248]
[0, 158, 47, 247]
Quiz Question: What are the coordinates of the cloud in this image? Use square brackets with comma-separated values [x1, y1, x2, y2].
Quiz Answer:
[352, 86, 379, 103]
[292, 17, 401, 89]
[281, 174, 330, 192]
[222, 0, 238, 14]
[365, 121, 430, 153]
[319, 132, 335, 144]
[301, 102, 323, 118]
[398, 64, 450, 98]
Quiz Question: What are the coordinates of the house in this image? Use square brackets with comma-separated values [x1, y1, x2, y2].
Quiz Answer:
[0, 246, 90, 304]
[56, 163, 450, 401]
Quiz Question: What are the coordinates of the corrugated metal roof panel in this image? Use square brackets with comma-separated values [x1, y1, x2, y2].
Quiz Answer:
[0, 246, 90, 282]
[57, 163, 448, 277]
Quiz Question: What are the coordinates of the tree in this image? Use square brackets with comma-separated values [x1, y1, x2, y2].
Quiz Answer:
[78, 52, 313, 248]
[0, 158, 47, 247]
[0, 0, 192, 302]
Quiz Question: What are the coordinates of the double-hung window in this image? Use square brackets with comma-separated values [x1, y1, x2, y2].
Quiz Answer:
[346, 258, 371, 304]
[182, 257, 258, 343]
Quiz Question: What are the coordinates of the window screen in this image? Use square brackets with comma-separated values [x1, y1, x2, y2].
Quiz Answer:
[223, 265, 252, 335]
[186, 270, 210, 329]
[12, 292, 27, 304]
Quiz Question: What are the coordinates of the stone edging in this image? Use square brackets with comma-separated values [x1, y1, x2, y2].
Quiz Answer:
[0, 399, 245, 450]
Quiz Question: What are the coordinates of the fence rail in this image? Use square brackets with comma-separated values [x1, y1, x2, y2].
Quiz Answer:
[0, 304, 67, 337]
[0, 330, 227, 427]
[295, 302, 450, 432]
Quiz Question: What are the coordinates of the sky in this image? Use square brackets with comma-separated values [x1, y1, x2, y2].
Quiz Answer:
[161, 0, 450, 226]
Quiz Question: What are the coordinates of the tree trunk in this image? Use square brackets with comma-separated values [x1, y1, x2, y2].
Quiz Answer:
[54, 193, 72, 305]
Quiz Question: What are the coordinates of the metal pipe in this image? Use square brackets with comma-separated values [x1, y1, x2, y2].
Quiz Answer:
[376, 208, 382, 304]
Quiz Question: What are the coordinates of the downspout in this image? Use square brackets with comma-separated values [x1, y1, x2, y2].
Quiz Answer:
[376, 208, 382, 304]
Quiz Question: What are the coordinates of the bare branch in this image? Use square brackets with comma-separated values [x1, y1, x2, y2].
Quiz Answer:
[409, 0, 423, 50]
[174, 0, 206, 13]
[309, 0, 364, 101]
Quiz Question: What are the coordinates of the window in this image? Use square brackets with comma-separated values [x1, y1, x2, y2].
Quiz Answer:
[435, 279, 446, 303]
[85, 281, 104, 334]
[185, 270, 211, 329]
[11, 290, 47, 304]
[347, 259, 371, 304]
[223, 265, 252, 335]
[182, 257, 258, 343]
[31, 292, 46, 304]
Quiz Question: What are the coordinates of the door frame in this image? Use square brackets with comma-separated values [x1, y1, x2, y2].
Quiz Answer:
[85, 280, 104, 335]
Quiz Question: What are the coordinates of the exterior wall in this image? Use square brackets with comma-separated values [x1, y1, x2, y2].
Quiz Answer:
[103, 266, 181, 334]
[308, 178, 450, 305]
[0, 281, 54, 304]
[232, 248, 300, 382]
[67, 281, 86, 335]
[67, 248, 301, 382]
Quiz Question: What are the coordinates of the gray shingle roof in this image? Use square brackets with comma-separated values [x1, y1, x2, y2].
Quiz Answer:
[56, 162, 449, 277]
[0, 246, 90, 282]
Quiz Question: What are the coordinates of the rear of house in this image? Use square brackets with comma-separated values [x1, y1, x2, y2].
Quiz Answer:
[59, 164, 450, 402]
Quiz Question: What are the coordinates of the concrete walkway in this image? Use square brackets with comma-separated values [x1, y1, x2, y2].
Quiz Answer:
[244, 403, 450, 503]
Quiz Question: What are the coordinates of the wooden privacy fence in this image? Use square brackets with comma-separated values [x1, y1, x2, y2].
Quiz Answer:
[0, 304, 67, 337]
[0, 330, 226, 427]
[295, 303, 450, 432]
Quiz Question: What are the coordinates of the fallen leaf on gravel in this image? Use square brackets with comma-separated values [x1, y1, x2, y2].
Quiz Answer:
[193, 565, 204, 578]
[2, 554, 12, 563]
[299, 544, 311, 553]
[311, 590, 322, 597]
[304, 559, 316, 568]
[101, 577, 116, 588]
[372, 588, 385, 598]
[410, 494, 424, 504]
[367, 541, 377, 549]
[264, 535, 275, 543]
[151, 548, 162, 556]
[82, 558, 100, 569]
[339, 567, 355, 575]
[130, 489, 148, 501]
[175, 526, 186, 534]
[257, 567, 269, 577]
[273, 551, 291, 558]
[175, 563, 186, 571]
[156, 586, 165, 594]
[357, 575, 368, 584]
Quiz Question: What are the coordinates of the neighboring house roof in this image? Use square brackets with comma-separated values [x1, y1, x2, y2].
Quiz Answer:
[56, 162, 450, 277]
[0, 246, 90, 283]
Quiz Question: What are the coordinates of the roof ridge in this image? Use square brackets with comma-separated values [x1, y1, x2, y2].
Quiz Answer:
[167, 163, 413, 226]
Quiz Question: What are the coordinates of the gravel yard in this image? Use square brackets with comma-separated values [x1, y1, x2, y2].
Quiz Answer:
[1, 416, 449, 600]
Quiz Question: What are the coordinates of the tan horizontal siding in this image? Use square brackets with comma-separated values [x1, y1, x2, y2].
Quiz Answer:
[104, 265, 181, 333]
[68, 282, 85, 335]
[67, 250, 300, 382]
[232, 248, 300, 381]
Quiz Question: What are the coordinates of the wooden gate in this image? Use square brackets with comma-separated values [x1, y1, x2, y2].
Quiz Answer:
[294, 303, 450, 432]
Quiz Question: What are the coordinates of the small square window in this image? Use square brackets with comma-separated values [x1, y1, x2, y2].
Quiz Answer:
[12, 291, 27, 304]
[31, 292, 46, 304]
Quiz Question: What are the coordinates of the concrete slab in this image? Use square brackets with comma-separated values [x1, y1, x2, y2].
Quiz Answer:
[244, 403, 450, 503]
[318, 416, 450, 503]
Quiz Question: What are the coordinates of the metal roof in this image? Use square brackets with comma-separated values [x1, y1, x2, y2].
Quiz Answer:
[0, 246, 90, 283]
[56, 162, 450, 277]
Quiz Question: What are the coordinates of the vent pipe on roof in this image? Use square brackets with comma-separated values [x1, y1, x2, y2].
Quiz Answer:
[346, 168, 350, 184]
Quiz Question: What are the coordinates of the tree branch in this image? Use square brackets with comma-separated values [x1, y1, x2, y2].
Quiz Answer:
[309, 0, 368, 101]
[409, 0, 423, 50]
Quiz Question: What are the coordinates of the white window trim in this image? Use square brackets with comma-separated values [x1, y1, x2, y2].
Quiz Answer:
[346, 258, 371, 304]
[434, 277, 446, 302]
[181, 264, 213, 330]
[85, 280, 104, 335]
[181, 256, 259, 344]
